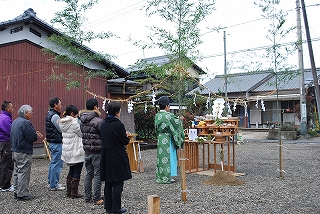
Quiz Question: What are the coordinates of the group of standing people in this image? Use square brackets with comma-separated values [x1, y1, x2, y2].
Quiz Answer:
[46, 97, 104, 204]
[0, 98, 132, 214]
[0, 95, 184, 213]
[50, 98, 132, 213]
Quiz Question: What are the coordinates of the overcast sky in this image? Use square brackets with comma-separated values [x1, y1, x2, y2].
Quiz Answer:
[1, 0, 319, 82]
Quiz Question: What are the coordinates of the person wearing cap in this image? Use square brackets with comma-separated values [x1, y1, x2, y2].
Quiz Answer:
[154, 96, 184, 184]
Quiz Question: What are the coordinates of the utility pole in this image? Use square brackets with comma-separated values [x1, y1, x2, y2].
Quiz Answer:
[300, 0, 320, 124]
[223, 31, 227, 98]
[296, 0, 307, 136]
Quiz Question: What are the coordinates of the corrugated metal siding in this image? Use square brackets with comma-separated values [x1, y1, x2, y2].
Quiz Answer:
[0, 41, 108, 144]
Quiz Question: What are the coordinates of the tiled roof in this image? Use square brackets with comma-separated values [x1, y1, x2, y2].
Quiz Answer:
[189, 68, 320, 97]
[252, 69, 320, 92]
[190, 71, 272, 95]
[0, 8, 128, 78]
[127, 55, 205, 75]
[107, 78, 141, 85]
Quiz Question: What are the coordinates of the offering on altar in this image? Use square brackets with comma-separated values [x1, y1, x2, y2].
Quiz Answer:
[212, 98, 225, 118]
[215, 131, 225, 142]
[205, 114, 214, 120]
[198, 121, 206, 126]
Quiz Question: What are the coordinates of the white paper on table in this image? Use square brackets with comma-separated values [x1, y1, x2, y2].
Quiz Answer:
[188, 129, 198, 141]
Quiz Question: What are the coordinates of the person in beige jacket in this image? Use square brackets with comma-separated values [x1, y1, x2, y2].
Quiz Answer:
[58, 105, 85, 199]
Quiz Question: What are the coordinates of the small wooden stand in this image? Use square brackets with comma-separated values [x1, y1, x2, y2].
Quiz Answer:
[127, 134, 144, 173]
[148, 195, 160, 214]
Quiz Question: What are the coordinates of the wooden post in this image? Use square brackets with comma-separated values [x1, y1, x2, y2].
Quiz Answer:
[180, 149, 187, 201]
[148, 195, 160, 214]
[279, 139, 284, 178]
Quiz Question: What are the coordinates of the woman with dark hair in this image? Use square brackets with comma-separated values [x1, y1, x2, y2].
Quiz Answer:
[58, 105, 85, 199]
[100, 101, 132, 214]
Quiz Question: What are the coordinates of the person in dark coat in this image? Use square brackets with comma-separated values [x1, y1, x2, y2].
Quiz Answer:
[11, 105, 43, 201]
[100, 101, 132, 214]
[79, 98, 103, 205]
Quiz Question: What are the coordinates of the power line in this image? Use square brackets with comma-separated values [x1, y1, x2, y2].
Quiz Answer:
[117, 49, 142, 57]
[203, 37, 320, 59]
[202, 3, 319, 35]
[109, 2, 319, 62]
[84, 1, 146, 28]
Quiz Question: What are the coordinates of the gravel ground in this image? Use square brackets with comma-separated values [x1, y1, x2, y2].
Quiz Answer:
[1, 140, 320, 214]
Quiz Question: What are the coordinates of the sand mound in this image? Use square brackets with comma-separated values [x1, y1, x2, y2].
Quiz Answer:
[203, 170, 245, 186]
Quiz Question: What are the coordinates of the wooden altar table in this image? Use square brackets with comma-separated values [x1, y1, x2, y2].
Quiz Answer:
[184, 118, 239, 175]
[183, 139, 236, 174]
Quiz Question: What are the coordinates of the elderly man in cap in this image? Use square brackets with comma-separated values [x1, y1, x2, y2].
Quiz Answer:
[154, 96, 184, 184]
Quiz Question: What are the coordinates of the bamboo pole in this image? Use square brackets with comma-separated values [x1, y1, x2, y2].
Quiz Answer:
[279, 139, 284, 178]
[180, 149, 187, 201]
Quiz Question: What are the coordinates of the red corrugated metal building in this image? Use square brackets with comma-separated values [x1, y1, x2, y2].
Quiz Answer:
[0, 9, 133, 147]
[0, 41, 110, 144]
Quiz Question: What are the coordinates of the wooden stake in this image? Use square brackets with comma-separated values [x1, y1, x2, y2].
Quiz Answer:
[139, 160, 144, 172]
[148, 195, 160, 214]
[180, 149, 187, 201]
[279, 139, 284, 178]
[138, 143, 144, 172]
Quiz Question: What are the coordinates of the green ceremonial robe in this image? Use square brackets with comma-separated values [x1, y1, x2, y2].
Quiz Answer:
[155, 110, 184, 183]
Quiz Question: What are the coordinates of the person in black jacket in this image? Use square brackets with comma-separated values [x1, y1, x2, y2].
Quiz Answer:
[79, 98, 104, 205]
[11, 105, 43, 201]
[46, 97, 65, 191]
[100, 101, 132, 214]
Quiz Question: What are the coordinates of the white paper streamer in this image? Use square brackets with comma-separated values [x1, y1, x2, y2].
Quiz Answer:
[127, 101, 133, 113]
[102, 99, 106, 112]
[227, 101, 232, 114]
[206, 93, 210, 109]
[261, 99, 265, 112]
[244, 101, 248, 116]
[152, 90, 156, 106]
[233, 101, 237, 111]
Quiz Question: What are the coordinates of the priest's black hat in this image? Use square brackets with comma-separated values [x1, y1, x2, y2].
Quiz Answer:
[158, 96, 170, 106]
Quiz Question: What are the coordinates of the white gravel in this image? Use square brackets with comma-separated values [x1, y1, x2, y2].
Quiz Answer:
[1, 141, 320, 214]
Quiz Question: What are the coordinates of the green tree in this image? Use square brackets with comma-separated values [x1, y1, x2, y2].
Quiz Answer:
[255, 0, 297, 78]
[134, 105, 157, 140]
[130, 0, 216, 140]
[255, 0, 297, 179]
[132, 0, 215, 104]
[43, 0, 117, 89]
